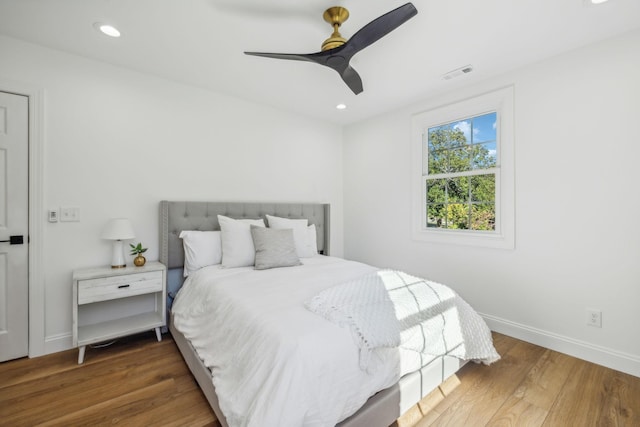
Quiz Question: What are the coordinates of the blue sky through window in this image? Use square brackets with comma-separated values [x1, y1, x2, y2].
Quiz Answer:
[427, 112, 497, 168]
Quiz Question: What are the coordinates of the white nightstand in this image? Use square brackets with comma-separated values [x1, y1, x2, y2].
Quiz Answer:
[72, 261, 167, 364]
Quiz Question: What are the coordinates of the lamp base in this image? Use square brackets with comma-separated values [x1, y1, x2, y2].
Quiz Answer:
[110, 240, 127, 269]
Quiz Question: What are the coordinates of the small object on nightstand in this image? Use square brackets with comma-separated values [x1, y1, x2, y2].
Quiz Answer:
[130, 242, 148, 267]
[72, 261, 166, 364]
[101, 218, 135, 268]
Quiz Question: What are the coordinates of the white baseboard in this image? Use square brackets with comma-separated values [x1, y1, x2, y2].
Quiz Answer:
[482, 313, 640, 378]
[43, 333, 73, 356]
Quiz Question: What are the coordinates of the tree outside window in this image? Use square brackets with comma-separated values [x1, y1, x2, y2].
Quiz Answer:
[424, 112, 497, 231]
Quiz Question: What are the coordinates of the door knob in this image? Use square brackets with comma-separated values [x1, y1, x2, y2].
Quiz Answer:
[0, 235, 24, 245]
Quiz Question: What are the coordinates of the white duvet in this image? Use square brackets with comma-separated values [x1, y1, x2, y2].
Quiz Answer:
[172, 256, 497, 427]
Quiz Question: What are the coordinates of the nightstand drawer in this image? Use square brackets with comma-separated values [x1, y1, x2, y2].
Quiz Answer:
[78, 271, 163, 304]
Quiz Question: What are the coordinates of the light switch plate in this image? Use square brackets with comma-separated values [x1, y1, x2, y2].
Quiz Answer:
[60, 206, 80, 222]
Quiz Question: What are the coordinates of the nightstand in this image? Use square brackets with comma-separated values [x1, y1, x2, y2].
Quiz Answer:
[72, 261, 167, 364]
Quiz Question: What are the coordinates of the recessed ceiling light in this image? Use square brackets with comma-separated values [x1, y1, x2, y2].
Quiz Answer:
[336, 104, 347, 110]
[94, 23, 121, 38]
[588, 0, 609, 4]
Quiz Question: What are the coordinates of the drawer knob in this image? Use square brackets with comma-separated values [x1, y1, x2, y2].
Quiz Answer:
[118, 284, 131, 289]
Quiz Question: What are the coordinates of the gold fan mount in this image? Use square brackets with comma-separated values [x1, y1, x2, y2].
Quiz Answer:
[321, 6, 350, 51]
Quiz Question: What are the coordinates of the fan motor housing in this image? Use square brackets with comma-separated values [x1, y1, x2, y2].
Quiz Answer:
[321, 6, 349, 51]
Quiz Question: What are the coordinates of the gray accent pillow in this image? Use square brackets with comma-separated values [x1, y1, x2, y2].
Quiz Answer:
[250, 225, 302, 270]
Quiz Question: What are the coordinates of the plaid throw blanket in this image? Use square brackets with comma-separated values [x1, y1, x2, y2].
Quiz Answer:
[305, 269, 500, 371]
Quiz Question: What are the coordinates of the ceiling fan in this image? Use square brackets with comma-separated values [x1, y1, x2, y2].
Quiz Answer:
[244, 3, 418, 95]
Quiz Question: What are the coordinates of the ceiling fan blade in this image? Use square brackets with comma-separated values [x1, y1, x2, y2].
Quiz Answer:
[246, 49, 361, 94]
[244, 51, 314, 63]
[341, 66, 363, 95]
[342, 3, 418, 58]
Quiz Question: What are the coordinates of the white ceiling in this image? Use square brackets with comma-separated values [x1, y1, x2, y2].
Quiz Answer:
[0, 0, 639, 125]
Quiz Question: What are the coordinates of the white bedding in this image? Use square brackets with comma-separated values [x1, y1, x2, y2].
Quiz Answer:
[172, 256, 497, 427]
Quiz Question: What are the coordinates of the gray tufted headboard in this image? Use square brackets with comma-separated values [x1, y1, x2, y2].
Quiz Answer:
[159, 201, 330, 275]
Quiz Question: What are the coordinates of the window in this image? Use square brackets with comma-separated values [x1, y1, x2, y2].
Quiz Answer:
[412, 87, 514, 248]
[425, 112, 497, 231]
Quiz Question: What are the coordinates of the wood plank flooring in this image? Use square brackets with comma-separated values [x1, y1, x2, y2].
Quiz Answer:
[1, 332, 638, 426]
[0, 333, 219, 427]
[395, 333, 640, 427]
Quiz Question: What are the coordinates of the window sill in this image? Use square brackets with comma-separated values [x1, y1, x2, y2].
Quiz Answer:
[411, 227, 514, 250]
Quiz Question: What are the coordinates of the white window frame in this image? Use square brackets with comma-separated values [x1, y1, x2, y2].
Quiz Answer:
[411, 86, 515, 249]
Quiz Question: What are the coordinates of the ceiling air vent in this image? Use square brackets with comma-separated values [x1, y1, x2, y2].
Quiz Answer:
[442, 65, 473, 80]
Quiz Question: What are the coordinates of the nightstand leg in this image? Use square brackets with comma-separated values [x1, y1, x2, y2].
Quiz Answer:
[155, 327, 162, 342]
[78, 346, 86, 364]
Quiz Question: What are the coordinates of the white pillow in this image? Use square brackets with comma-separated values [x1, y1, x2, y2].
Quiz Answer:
[266, 215, 317, 257]
[179, 230, 222, 277]
[218, 215, 265, 268]
[306, 224, 318, 257]
[266, 215, 309, 257]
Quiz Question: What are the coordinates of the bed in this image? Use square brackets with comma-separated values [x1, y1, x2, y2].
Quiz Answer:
[159, 201, 498, 427]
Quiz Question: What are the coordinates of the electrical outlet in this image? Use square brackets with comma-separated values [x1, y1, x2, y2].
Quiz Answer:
[586, 308, 602, 328]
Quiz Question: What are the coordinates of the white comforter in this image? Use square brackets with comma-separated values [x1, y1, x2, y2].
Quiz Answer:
[172, 256, 497, 427]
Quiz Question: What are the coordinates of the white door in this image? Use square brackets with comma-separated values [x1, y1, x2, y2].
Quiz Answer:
[0, 91, 29, 362]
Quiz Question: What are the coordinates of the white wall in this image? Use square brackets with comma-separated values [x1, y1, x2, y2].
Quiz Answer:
[3, 28, 639, 376]
[344, 29, 640, 376]
[0, 35, 344, 355]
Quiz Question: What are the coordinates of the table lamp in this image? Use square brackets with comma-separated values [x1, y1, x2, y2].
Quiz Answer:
[101, 218, 135, 268]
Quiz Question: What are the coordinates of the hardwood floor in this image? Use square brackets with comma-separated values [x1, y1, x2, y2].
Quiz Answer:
[0, 333, 219, 427]
[1, 332, 638, 426]
[396, 333, 640, 427]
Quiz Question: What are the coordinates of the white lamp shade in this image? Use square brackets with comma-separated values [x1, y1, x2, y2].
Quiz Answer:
[101, 218, 135, 240]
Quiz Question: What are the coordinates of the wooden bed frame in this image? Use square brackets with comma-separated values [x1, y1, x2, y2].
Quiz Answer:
[159, 200, 464, 427]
